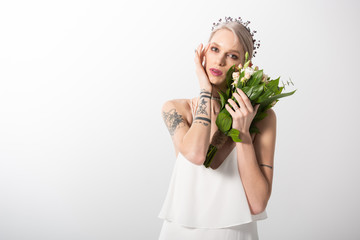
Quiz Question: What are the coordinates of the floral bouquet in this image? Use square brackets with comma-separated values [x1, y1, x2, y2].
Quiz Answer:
[203, 52, 296, 168]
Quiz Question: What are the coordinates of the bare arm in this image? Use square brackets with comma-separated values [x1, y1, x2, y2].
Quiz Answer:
[235, 109, 276, 215]
[161, 89, 213, 165]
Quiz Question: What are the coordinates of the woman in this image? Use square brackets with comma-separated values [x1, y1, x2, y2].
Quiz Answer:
[158, 18, 276, 240]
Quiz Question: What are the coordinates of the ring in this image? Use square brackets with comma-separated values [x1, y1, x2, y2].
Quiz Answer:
[234, 107, 240, 111]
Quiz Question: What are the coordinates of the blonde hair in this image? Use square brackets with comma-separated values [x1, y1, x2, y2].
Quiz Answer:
[208, 22, 254, 63]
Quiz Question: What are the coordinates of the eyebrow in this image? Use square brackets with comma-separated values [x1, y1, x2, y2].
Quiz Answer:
[211, 42, 241, 54]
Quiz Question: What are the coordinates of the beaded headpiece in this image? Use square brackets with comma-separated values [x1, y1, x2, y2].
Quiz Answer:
[211, 16, 260, 58]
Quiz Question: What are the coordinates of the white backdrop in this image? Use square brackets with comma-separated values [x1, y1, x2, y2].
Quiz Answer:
[1, 0, 360, 239]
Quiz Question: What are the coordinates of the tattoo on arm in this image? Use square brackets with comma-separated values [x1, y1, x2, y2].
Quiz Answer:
[193, 116, 211, 127]
[196, 97, 209, 116]
[200, 88, 211, 95]
[162, 108, 185, 136]
[193, 120, 209, 126]
[259, 163, 273, 169]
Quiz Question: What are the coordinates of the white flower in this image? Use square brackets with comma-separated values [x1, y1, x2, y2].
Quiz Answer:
[240, 76, 247, 83]
[231, 79, 238, 87]
[232, 72, 240, 81]
[244, 67, 254, 77]
[245, 72, 251, 80]
[261, 74, 269, 83]
[237, 63, 243, 69]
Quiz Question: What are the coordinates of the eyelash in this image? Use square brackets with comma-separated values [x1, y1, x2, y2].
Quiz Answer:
[211, 47, 238, 60]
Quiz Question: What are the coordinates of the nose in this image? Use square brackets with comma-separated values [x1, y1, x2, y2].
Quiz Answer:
[215, 54, 226, 67]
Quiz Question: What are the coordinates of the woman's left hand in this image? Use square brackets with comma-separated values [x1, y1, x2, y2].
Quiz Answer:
[225, 88, 260, 135]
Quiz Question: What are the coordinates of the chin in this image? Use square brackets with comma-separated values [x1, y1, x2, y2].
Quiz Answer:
[209, 76, 225, 85]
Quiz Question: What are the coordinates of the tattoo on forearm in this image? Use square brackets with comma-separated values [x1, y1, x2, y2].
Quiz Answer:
[200, 88, 211, 95]
[259, 163, 273, 169]
[193, 120, 209, 126]
[194, 116, 211, 123]
[196, 97, 209, 116]
[193, 116, 211, 127]
[200, 94, 211, 99]
[162, 108, 185, 136]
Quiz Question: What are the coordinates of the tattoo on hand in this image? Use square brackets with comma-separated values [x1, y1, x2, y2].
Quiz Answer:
[162, 108, 185, 136]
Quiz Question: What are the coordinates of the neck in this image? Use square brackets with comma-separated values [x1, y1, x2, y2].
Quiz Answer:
[211, 82, 228, 98]
[209, 84, 227, 115]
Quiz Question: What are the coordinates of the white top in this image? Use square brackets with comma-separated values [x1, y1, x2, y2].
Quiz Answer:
[158, 97, 267, 229]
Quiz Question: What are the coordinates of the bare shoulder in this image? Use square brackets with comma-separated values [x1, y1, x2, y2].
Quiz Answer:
[257, 108, 276, 129]
[253, 108, 277, 146]
[161, 98, 194, 127]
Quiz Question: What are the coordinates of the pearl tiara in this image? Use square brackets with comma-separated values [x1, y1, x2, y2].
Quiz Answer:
[211, 16, 260, 58]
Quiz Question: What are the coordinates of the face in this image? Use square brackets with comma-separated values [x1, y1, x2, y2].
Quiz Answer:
[204, 29, 244, 88]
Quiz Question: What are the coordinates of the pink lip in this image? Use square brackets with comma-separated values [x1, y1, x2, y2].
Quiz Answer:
[210, 68, 223, 76]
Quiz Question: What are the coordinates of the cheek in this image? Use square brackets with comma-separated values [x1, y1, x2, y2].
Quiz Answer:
[205, 51, 214, 60]
[234, 59, 242, 65]
[204, 53, 214, 67]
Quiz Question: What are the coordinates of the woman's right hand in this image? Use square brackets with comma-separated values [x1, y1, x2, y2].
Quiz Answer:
[194, 43, 212, 91]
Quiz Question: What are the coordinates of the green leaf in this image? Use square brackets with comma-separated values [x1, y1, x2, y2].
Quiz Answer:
[260, 89, 296, 108]
[227, 128, 242, 142]
[216, 109, 232, 132]
[266, 78, 280, 92]
[241, 86, 252, 98]
[265, 101, 276, 111]
[276, 86, 283, 94]
[218, 90, 228, 109]
[225, 65, 236, 89]
[249, 84, 264, 101]
[249, 125, 260, 134]
[248, 70, 263, 86]
[226, 88, 231, 98]
[254, 111, 268, 121]
[256, 88, 274, 103]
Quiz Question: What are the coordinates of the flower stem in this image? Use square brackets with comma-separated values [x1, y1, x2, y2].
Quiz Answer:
[203, 144, 218, 168]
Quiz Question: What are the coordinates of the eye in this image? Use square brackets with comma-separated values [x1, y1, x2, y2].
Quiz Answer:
[228, 54, 238, 60]
[211, 47, 219, 52]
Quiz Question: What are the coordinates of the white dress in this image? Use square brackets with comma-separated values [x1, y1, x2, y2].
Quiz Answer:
[158, 97, 267, 240]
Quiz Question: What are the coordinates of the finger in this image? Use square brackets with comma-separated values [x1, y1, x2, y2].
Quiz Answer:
[202, 43, 210, 63]
[232, 92, 247, 113]
[225, 103, 235, 116]
[227, 98, 240, 112]
[196, 44, 205, 63]
[200, 44, 208, 59]
[236, 88, 253, 111]
[194, 44, 202, 64]
[203, 43, 210, 54]
[194, 50, 200, 64]
[206, 42, 211, 50]
[195, 44, 201, 55]
[198, 43, 203, 53]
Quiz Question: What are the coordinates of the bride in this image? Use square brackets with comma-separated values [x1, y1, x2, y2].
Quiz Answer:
[159, 17, 276, 240]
